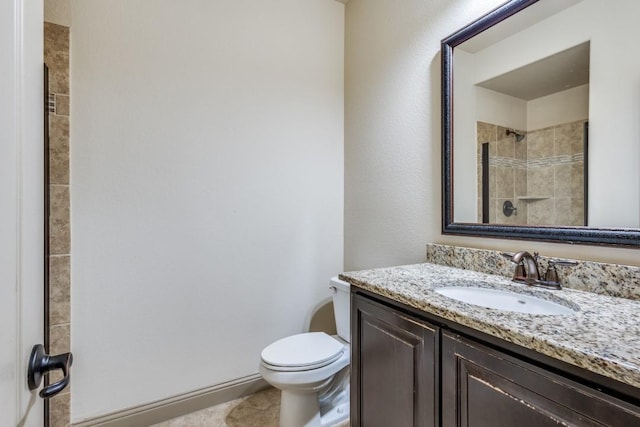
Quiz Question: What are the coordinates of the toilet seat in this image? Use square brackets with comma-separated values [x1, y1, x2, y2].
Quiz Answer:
[261, 332, 345, 372]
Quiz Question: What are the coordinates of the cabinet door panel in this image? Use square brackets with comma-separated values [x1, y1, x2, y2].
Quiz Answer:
[442, 332, 640, 427]
[352, 294, 439, 427]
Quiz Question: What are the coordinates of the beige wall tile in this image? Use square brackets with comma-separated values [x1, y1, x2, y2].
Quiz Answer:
[489, 166, 497, 199]
[572, 198, 586, 226]
[50, 255, 70, 325]
[515, 167, 527, 198]
[556, 197, 585, 227]
[48, 323, 71, 386]
[572, 123, 586, 154]
[477, 121, 496, 145]
[515, 134, 527, 160]
[49, 185, 70, 254]
[554, 164, 573, 197]
[555, 198, 573, 225]
[554, 120, 585, 156]
[44, 22, 69, 94]
[495, 167, 514, 198]
[56, 94, 70, 116]
[517, 202, 527, 225]
[49, 391, 70, 427]
[527, 127, 554, 160]
[496, 126, 515, 158]
[490, 198, 497, 223]
[49, 115, 69, 185]
[49, 323, 70, 356]
[527, 167, 554, 197]
[527, 198, 555, 225]
[572, 161, 585, 199]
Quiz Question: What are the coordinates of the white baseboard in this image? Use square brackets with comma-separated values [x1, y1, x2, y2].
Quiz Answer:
[72, 374, 268, 427]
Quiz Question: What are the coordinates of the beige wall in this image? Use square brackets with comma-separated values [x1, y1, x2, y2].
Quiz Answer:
[527, 84, 589, 131]
[344, 0, 640, 269]
[71, 0, 344, 420]
[45, 0, 70, 26]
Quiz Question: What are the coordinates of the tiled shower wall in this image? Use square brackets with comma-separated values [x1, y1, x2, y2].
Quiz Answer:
[526, 121, 585, 226]
[477, 122, 528, 224]
[477, 120, 585, 226]
[44, 21, 71, 427]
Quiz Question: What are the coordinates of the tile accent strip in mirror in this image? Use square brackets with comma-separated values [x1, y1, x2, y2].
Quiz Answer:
[426, 244, 640, 301]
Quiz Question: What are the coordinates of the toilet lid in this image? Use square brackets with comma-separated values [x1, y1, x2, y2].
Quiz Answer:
[261, 332, 344, 370]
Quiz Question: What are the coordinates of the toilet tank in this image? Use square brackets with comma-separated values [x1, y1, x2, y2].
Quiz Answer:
[330, 277, 351, 343]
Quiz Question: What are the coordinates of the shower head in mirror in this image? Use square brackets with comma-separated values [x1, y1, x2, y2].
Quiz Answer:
[506, 129, 525, 142]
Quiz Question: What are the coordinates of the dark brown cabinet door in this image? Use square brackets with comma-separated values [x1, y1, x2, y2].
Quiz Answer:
[351, 294, 439, 427]
[442, 331, 640, 427]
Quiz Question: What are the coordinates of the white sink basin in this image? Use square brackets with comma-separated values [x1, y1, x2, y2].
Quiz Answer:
[435, 287, 576, 315]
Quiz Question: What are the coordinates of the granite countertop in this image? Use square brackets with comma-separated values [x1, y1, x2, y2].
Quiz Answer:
[340, 263, 640, 389]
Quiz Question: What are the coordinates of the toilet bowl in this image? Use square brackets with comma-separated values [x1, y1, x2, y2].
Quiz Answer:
[259, 277, 350, 427]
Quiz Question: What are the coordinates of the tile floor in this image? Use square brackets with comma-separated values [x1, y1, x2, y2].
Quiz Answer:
[151, 387, 350, 427]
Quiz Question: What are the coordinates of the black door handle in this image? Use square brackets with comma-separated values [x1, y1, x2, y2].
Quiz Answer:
[27, 344, 73, 399]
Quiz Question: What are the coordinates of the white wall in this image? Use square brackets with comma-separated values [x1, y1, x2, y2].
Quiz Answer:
[345, 0, 508, 269]
[454, 48, 529, 223]
[476, 87, 527, 130]
[527, 84, 588, 131]
[71, 0, 344, 420]
[344, 0, 640, 271]
[0, 0, 44, 425]
[44, 0, 70, 26]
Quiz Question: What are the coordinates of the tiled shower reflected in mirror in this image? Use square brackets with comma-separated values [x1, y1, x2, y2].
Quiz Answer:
[477, 120, 587, 226]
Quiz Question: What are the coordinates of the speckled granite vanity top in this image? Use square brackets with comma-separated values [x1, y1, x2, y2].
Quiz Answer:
[340, 262, 640, 389]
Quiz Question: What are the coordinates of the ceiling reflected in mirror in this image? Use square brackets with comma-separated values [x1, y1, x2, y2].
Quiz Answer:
[476, 42, 589, 101]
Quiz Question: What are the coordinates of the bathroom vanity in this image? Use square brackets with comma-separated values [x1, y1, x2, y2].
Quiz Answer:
[342, 262, 640, 427]
[346, 0, 640, 423]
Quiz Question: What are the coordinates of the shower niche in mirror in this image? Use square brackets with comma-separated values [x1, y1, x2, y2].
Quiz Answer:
[442, 0, 640, 246]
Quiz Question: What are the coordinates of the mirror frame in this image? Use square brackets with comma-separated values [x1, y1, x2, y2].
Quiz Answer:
[441, 0, 640, 247]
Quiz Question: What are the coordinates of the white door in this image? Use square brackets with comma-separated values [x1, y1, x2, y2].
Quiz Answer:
[1, 0, 46, 426]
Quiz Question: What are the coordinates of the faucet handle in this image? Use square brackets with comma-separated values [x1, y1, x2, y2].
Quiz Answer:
[550, 259, 579, 267]
[543, 260, 578, 283]
[500, 252, 515, 260]
[544, 263, 559, 283]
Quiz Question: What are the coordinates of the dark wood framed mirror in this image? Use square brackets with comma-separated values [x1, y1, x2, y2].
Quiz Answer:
[441, 0, 640, 247]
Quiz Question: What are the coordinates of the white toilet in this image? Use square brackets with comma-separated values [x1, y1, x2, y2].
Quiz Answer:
[259, 277, 350, 427]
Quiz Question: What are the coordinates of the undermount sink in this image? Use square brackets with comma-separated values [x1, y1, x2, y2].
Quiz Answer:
[435, 287, 577, 315]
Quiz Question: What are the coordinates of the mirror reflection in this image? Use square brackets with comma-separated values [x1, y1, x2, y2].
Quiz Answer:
[450, 0, 640, 230]
[474, 42, 589, 226]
